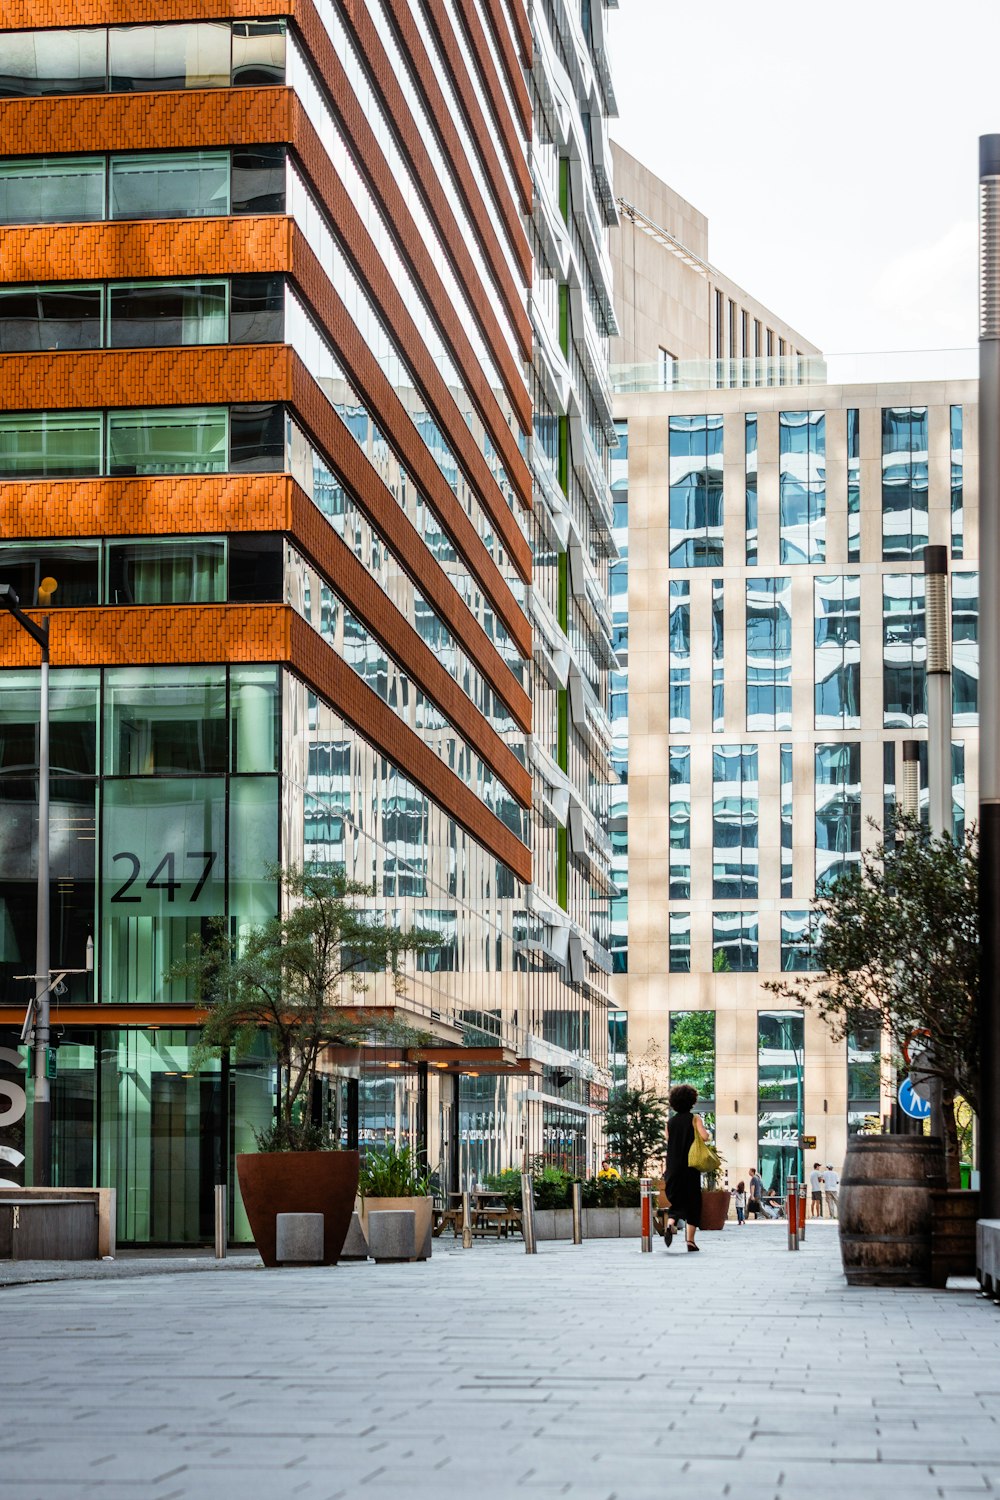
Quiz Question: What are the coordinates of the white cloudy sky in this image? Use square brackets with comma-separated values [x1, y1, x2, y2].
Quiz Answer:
[609, 0, 1000, 354]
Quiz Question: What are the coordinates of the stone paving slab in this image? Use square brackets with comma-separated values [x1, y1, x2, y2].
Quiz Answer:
[1, 1222, 999, 1498]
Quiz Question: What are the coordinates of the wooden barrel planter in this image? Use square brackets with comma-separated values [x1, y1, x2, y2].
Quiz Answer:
[930, 1189, 981, 1287]
[839, 1135, 945, 1287]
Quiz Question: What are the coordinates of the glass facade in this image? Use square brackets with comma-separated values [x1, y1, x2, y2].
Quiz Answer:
[953, 571, 979, 725]
[669, 747, 691, 900]
[847, 409, 861, 563]
[780, 910, 819, 971]
[669, 580, 691, 731]
[746, 577, 792, 731]
[712, 910, 758, 972]
[668, 414, 723, 566]
[669, 912, 691, 973]
[882, 406, 928, 561]
[758, 1010, 804, 1195]
[745, 413, 758, 565]
[815, 742, 861, 890]
[669, 1011, 715, 1102]
[779, 410, 825, 563]
[609, 421, 628, 974]
[712, 580, 725, 732]
[780, 744, 793, 897]
[712, 744, 758, 899]
[883, 574, 926, 729]
[814, 576, 861, 729]
[951, 405, 964, 558]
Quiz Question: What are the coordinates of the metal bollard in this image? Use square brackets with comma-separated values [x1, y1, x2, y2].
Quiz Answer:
[786, 1177, 798, 1250]
[571, 1180, 583, 1245]
[214, 1183, 227, 1259]
[640, 1177, 653, 1252]
[797, 1182, 807, 1245]
[521, 1171, 537, 1254]
[461, 1189, 473, 1250]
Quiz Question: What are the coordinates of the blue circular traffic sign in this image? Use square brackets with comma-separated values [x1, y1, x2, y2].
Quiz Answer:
[898, 1077, 932, 1120]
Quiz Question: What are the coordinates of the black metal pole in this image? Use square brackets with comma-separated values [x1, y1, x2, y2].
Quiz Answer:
[449, 1072, 461, 1195]
[416, 1060, 429, 1171]
[979, 134, 1000, 1218]
[346, 1077, 359, 1152]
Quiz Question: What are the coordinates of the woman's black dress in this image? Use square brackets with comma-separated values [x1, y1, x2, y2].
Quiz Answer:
[664, 1108, 702, 1227]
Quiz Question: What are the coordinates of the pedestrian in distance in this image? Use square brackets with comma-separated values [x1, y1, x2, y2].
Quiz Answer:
[824, 1163, 840, 1219]
[746, 1165, 765, 1218]
[663, 1083, 711, 1252]
[733, 1180, 747, 1226]
[810, 1161, 824, 1218]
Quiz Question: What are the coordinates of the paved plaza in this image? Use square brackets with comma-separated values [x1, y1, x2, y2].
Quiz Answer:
[1, 1222, 999, 1500]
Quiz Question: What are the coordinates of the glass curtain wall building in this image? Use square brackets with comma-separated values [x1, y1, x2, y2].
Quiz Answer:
[0, 0, 619, 1237]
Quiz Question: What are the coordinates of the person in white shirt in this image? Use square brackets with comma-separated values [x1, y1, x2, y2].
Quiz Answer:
[824, 1164, 840, 1219]
[809, 1163, 824, 1218]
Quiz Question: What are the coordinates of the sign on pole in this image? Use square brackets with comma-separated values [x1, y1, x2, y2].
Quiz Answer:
[898, 1077, 932, 1121]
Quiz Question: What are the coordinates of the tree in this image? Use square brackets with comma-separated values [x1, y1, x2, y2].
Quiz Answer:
[176, 867, 441, 1149]
[766, 819, 978, 1185]
[604, 1086, 668, 1176]
[668, 1011, 715, 1100]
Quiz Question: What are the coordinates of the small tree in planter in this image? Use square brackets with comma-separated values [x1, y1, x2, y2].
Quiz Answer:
[359, 1142, 437, 1260]
[176, 866, 439, 1265]
[604, 1086, 668, 1177]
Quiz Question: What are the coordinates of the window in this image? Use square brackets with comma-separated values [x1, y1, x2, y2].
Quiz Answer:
[231, 145, 285, 215]
[779, 410, 826, 562]
[0, 542, 100, 608]
[108, 23, 230, 91]
[0, 285, 102, 351]
[814, 576, 861, 729]
[103, 666, 227, 775]
[847, 1017, 881, 1122]
[0, 28, 107, 95]
[0, 156, 106, 225]
[109, 151, 230, 220]
[0, 410, 102, 477]
[745, 413, 758, 565]
[883, 574, 926, 728]
[228, 403, 285, 472]
[746, 577, 792, 731]
[105, 539, 226, 605]
[230, 274, 284, 343]
[712, 745, 758, 899]
[107, 406, 228, 475]
[882, 407, 928, 561]
[847, 409, 861, 563]
[712, 911, 758, 972]
[951, 406, 964, 559]
[669, 913, 691, 973]
[669, 580, 690, 731]
[781, 910, 819, 971]
[669, 1011, 714, 1098]
[815, 742, 861, 890]
[780, 745, 793, 897]
[108, 280, 228, 346]
[952, 740, 966, 843]
[669, 747, 690, 900]
[758, 1009, 804, 1195]
[953, 571, 978, 725]
[231, 20, 287, 85]
[668, 415, 723, 566]
[712, 580, 724, 732]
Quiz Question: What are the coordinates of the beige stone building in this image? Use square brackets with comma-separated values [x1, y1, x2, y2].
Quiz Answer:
[608, 148, 979, 1195]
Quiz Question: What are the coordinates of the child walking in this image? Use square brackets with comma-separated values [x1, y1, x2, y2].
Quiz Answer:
[734, 1180, 747, 1226]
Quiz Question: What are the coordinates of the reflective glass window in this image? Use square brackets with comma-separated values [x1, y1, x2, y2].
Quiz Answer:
[712, 580, 724, 732]
[712, 744, 758, 899]
[0, 410, 101, 477]
[0, 28, 107, 95]
[669, 747, 690, 900]
[229, 402, 284, 471]
[669, 1011, 714, 1097]
[0, 667, 99, 778]
[952, 739, 966, 843]
[231, 19, 286, 84]
[108, 280, 227, 346]
[0, 156, 106, 225]
[230, 666, 279, 775]
[951, 406, 964, 559]
[105, 538, 225, 605]
[847, 409, 861, 563]
[229, 775, 279, 933]
[668, 414, 723, 566]
[107, 406, 227, 475]
[781, 910, 819, 971]
[230, 273, 284, 343]
[668, 913, 691, 974]
[882, 407, 928, 561]
[0, 542, 99, 608]
[883, 574, 926, 728]
[780, 744, 793, 896]
[757, 1010, 804, 1195]
[669, 580, 690, 732]
[953, 571, 979, 725]
[231, 145, 285, 214]
[103, 666, 227, 775]
[746, 577, 792, 731]
[779, 410, 826, 563]
[745, 413, 758, 565]
[228, 533, 283, 601]
[712, 911, 758, 972]
[109, 151, 229, 220]
[815, 742, 861, 890]
[108, 23, 230, 91]
[814, 575, 861, 729]
[847, 1017, 881, 1108]
[0, 284, 102, 351]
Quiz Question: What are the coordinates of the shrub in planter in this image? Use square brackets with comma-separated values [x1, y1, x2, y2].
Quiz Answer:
[358, 1143, 436, 1261]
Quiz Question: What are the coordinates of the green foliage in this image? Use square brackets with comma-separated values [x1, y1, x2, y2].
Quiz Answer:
[359, 1142, 433, 1199]
[604, 1086, 669, 1177]
[580, 1175, 642, 1208]
[174, 866, 440, 1150]
[253, 1118, 334, 1153]
[533, 1165, 575, 1208]
[483, 1167, 522, 1206]
[712, 948, 731, 973]
[669, 1011, 716, 1098]
[484, 1168, 644, 1209]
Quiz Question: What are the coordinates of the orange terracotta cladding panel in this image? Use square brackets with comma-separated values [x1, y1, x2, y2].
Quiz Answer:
[0, 343, 292, 413]
[0, 603, 532, 882]
[0, 216, 295, 286]
[477, 0, 532, 138]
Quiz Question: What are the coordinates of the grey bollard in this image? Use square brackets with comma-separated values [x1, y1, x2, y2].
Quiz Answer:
[571, 1180, 583, 1244]
[275, 1212, 324, 1265]
[340, 1211, 369, 1260]
[214, 1183, 227, 1260]
[368, 1209, 417, 1263]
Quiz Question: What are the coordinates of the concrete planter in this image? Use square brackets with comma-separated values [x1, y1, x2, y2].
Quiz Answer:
[584, 1207, 621, 1238]
[359, 1195, 433, 1260]
[618, 1206, 642, 1238]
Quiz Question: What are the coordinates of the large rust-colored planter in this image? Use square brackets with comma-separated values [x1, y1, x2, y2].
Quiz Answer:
[700, 1189, 731, 1231]
[236, 1151, 359, 1268]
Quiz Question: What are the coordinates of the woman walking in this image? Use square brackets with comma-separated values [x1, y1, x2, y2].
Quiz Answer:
[663, 1083, 710, 1251]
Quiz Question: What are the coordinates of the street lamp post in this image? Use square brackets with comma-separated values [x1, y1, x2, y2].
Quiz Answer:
[0, 583, 52, 1186]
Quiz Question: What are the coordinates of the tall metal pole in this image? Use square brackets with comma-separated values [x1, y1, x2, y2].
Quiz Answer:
[901, 740, 920, 822]
[924, 545, 952, 841]
[33, 628, 50, 1187]
[979, 135, 1000, 1219]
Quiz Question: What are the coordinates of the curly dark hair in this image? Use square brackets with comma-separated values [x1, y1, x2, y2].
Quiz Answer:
[669, 1083, 698, 1112]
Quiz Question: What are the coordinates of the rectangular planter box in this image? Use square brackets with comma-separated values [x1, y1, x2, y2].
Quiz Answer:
[535, 1209, 574, 1240]
[619, 1207, 642, 1238]
[584, 1207, 620, 1238]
